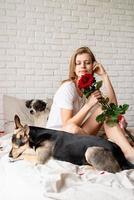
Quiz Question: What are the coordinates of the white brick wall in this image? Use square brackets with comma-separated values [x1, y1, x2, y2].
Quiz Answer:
[0, 0, 134, 128]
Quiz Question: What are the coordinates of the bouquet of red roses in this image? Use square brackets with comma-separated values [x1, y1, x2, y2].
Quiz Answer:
[78, 73, 129, 127]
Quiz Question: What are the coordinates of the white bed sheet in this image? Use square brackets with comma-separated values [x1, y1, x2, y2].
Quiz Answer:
[0, 134, 134, 200]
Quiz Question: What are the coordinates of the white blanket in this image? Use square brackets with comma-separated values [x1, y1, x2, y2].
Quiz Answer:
[0, 134, 134, 200]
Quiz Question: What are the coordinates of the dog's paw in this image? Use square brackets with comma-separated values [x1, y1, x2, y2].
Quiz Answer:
[9, 157, 24, 163]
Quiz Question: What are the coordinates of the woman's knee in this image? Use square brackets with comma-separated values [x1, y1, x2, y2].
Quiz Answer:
[62, 123, 78, 134]
[62, 123, 82, 134]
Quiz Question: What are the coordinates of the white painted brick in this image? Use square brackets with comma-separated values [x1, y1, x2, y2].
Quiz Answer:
[33, 57, 53, 63]
[86, 0, 101, 6]
[9, 36, 28, 43]
[95, 30, 110, 36]
[6, 62, 25, 68]
[61, 27, 77, 34]
[61, 4, 77, 10]
[0, 34, 8, 42]
[0, 49, 6, 54]
[7, 49, 25, 56]
[0, 16, 16, 23]
[54, 8, 71, 15]
[17, 69, 34, 75]
[0, 2, 16, 10]
[16, 56, 35, 62]
[25, 50, 43, 56]
[62, 15, 79, 22]
[0, 55, 15, 61]
[25, 76, 43, 81]
[0, 9, 6, 16]
[6, 0, 25, 3]
[6, 10, 25, 17]
[73, 0, 86, 4]
[35, 81, 53, 87]
[7, 75, 25, 81]
[115, 60, 130, 65]
[7, 88, 26, 94]
[117, 3, 132, 10]
[26, 88, 46, 94]
[45, 38, 63, 45]
[0, 68, 16, 74]
[53, 33, 70, 39]
[1, 81, 15, 87]
[16, 81, 35, 88]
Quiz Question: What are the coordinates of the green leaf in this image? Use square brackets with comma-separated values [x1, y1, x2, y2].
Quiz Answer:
[109, 103, 117, 110]
[96, 102, 129, 127]
[105, 97, 109, 104]
[122, 104, 129, 112]
[96, 80, 103, 90]
[85, 93, 90, 98]
[96, 112, 106, 123]
[101, 105, 108, 110]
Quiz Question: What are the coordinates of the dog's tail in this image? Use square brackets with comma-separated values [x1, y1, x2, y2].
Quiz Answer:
[117, 152, 134, 170]
[111, 142, 134, 171]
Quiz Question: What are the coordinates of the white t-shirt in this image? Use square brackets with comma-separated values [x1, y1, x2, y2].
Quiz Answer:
[46, 81, 86, 130]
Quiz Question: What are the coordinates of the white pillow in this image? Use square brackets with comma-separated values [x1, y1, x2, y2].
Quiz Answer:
[3, 95, 52, 134]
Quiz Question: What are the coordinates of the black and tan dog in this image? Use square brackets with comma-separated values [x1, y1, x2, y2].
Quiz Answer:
[9, 115, 134, 173]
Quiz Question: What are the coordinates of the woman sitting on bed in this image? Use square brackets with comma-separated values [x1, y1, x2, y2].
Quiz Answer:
[46, 46, 134, 164]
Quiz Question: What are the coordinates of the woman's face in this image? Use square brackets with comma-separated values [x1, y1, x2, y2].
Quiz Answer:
[75, 53, 93, 79]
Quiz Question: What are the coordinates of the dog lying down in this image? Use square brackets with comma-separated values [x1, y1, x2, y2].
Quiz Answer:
[9, 115, 134, 173]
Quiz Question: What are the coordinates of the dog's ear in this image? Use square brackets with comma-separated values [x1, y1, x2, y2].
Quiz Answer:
[25, 100, 33, 108]
[14, 115, 23, 129]
[38, 100, 46, 110]
[23, 125, 30, 136]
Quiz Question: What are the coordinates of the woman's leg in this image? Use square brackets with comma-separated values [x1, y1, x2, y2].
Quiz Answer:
[62, 104, 103, 135]
[82, 105, 103, 135]
[104, 123, 134, 162]
[62, 123, 86, 134]
[83, 105, 134, 162]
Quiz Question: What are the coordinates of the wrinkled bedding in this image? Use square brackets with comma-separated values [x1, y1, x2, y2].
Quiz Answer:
[0, 134, 134, 200]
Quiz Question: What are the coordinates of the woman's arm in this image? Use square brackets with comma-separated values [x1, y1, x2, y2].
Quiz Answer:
[93, 63, 117, 104]
[61, 90, 102, 126]
[101, 73, 117, 104]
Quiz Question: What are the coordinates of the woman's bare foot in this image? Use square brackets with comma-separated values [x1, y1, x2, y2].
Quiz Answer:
[125, 148, 134, 164]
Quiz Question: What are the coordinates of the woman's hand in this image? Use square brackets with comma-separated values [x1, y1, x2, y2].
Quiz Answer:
[86, 90, 102, 108]
[93, 62, 106, 76]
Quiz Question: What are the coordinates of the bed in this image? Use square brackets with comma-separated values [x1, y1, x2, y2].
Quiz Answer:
[0, 95, 134, 200]
[0, 133, 134, 200]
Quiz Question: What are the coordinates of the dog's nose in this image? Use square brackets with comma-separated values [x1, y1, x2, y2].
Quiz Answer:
[30, 110, 34, 114]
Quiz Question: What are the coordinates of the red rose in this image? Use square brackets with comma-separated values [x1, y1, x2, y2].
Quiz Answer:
[78, 73, 95, 90]
[117, 115, 123, 122]
[118, 115, 128, 129]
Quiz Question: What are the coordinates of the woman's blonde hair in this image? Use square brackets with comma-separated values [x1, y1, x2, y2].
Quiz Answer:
[62, 47, 96, 84]
[69, 46, 96, 81]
